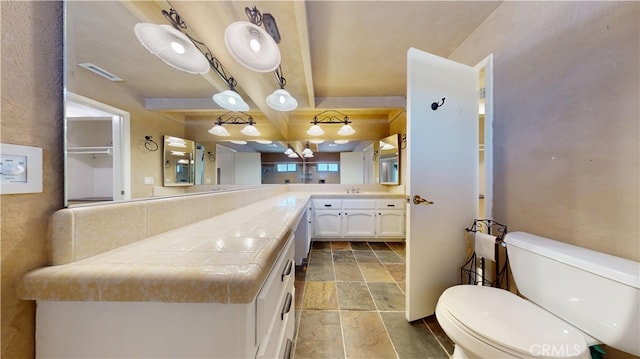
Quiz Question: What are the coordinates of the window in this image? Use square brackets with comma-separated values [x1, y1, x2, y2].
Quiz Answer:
[276, 163, 297, 172]
[317, 163, 339, 172]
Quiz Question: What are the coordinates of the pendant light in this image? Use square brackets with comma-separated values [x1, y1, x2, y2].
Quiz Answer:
[240, 123, 261, 136]
[224, 7, 281, 72]
[337, 123, 356, 136]
[212, 89, 249, 112]
[134, 23, 210, 75]
[266, 66, 297, 112]
[208, 124, 230, 137]
[302, 142, 313, 156]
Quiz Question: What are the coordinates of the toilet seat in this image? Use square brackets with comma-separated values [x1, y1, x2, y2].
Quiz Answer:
[436, 285, 589, 359]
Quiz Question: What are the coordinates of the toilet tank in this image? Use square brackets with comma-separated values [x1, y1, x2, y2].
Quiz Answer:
[505, 232, 640, 356]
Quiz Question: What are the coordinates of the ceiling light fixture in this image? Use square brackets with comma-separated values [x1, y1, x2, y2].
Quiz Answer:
[136, 8, 249, 112]
[255, 139, 273, 144]
[283, 146, 294, 156]
[307, 110, 355, 136]
[208, 111, 261, 137]
[266, 65, 297, 111]
[134, 23, 210, 74]
[224, 6, 281, 72]
[334, 139, 350, 145]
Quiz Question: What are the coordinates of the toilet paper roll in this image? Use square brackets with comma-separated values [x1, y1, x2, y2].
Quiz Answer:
[475, 232, 497, 261]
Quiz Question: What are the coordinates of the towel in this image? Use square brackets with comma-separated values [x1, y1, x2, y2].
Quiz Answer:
[475, 232, 497, 261]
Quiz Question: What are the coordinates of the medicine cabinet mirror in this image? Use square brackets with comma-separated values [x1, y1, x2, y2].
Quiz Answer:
[163, 136, 196, 186]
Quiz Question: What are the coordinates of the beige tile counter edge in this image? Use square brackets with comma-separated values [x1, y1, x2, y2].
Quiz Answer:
[18, 193, 311, 304]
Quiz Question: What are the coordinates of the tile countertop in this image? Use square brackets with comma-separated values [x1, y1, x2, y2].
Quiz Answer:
[18, 193, 313, 304]
[17, 192, 405, 304]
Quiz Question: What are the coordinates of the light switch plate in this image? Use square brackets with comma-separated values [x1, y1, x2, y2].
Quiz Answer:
[144, 176, 154, 185]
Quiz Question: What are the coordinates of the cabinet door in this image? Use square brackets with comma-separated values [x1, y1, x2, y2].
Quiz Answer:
[342, 211, 376, 237]
[314, 210, 342, 237]
[376, 210, 405, 237]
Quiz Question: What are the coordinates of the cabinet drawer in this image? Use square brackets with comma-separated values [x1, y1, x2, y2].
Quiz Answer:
[342, 199, 375, 209]
[313, 199, 341, 209]
[256, 235, 294, 346]
[256, 288, 295, 359]
[375, 199, 405, 209]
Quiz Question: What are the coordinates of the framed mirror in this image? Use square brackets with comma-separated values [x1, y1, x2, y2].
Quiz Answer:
[379, 134, 400, 185]
[163, 136, 195, 186]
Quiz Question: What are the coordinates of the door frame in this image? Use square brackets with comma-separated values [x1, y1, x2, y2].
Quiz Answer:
[475, 54, 494, 219]
[64, 91, 131, 206]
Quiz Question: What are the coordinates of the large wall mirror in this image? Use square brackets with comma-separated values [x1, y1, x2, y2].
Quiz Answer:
[63, 1, 405, 206]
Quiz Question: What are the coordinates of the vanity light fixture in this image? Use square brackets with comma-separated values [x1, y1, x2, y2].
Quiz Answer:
[309, 139, 324, 144]
[334, 139, 350, 145]
[307, 110, 355, 136]
[255, 139, 273, 144]
[224, 6, 281, 73]
[229, 140, 248, 145]
[136, 8, 250, 112]
[283, 145, 294, 156]
[208, 111, 261, 137]
[266, 65, 297, 111]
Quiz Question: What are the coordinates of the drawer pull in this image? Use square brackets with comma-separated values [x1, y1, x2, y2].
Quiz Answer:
[281, 259, 292, 282]
[387, 204, 395, 207]
[283, 339, 293, 359]
[281, 292, 292, 320]
[323, 204, 332, 207]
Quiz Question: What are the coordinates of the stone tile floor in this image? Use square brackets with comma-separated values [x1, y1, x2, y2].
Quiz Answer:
[293, 241, 455, 359]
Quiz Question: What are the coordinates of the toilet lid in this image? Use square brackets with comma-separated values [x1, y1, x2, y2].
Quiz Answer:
[439, 285, 588, 358]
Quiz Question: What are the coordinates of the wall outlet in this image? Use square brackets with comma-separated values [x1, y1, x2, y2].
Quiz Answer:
[144, 176, 154, 185]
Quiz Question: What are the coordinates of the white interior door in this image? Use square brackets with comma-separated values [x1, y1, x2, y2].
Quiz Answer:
[406, 48, 479, 321]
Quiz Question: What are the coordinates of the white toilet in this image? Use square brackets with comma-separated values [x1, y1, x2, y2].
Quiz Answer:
[435, 231, 640, 359]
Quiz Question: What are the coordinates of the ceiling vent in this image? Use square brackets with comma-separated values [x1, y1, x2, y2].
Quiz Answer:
[78, 63, 123, 82]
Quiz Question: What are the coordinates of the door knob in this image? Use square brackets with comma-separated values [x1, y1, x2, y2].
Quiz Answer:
[413, 195, 434, 206]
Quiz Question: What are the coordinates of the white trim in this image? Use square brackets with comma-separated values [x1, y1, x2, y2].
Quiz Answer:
[64, 91, 131, 205]
[474, 54, 494, 220]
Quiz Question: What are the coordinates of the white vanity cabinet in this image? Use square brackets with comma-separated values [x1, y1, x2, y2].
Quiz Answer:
[312, 197, 405, 240]
[375, 199, 406, 237]
[294, 202, 312, 265]
[312, 199, 343, 237]
[341, 199, 376, 237]
[34, 235, 296, 359]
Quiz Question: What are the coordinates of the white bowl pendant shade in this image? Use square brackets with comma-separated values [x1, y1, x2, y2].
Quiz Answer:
[307, 124, 324, 136]
[212, 90, 250, 112]
[224, 22, 281, 72]
[208, 125, 230, 137]
[337, 124, 356, 136]
[240, 124, 261, 136]
[266, 89, 298, 111]
[134, 23, 210, 74]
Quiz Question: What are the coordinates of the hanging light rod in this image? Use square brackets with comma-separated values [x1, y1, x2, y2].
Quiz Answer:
[135, 8, 249, 111]
[307, 110, 356, 136]
[208, 111, 261, 137]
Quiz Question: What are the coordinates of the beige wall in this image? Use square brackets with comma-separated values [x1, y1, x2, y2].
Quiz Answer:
[2, 1, 638, 358]
[1, 2, 63, 357]
[450, 3, 639, 357]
